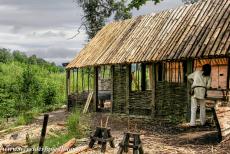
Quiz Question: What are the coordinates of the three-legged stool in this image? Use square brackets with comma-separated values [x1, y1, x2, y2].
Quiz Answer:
[118, 132, 144, 154]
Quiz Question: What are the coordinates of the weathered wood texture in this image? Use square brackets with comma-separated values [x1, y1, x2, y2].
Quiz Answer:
[67, 0, 230, 69]
[215, 105, 230, 139]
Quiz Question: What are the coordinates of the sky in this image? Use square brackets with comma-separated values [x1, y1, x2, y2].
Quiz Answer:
[0, 0, 184, 65]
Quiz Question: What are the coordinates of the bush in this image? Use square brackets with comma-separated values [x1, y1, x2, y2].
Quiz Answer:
[43, 84, 57, 106]
[0, 49, 66, 124]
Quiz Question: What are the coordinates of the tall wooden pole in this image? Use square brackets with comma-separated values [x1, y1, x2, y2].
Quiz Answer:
[38, 114, 49, 154]
[93, 67, 99, 112]
[150, 63, 156, 117]
[141, 64, 146, 91]
[66, 69, 70, 97]
[186, 59, 193, 121]
[111, 65, 114, 113]
[125, 65, 131, 114]
[226, 58, 230, 102]
[227, 58, 230, 90]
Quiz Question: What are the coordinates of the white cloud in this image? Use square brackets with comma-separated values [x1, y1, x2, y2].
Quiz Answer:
[0, 0, 184, 65]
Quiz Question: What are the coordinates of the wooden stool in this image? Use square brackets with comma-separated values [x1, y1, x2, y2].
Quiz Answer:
[89, 127, 115, 153]
[118, 132, 144, 154]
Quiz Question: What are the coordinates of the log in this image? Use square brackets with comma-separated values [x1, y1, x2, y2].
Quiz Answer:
[51, 138, 76, 154]
[63, 145, 89, 154]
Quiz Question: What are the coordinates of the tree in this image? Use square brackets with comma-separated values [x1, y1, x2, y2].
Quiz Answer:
[182, 0, 199, 4]
[13, 51, 28, 63]
[75, 0, 161, 40]
[0, 48, 13, 63]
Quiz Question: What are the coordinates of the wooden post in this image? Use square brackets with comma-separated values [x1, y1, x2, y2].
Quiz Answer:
[125, 65, 131, 114]
[141, 64, 146, 91]
[227, 58, 230, 90]
[72, 69, 75, 92]
[150, 63, 156, 117]
[226, 58, 230, 102]
[93, 67, 99, 112]
[76, 68, 79, 93]
[186, 59, 193, 121]
[66, 69, 70, 97]
[111, 65, 114, 113]
[38, 114, 49, 154]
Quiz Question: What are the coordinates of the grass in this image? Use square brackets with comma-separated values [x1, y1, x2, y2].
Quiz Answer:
[67, 109, 81, 137]
[43, 133, 75, 148]
[33, 108, 82, 150]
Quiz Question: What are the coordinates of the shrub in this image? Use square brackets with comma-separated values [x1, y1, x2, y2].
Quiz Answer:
[43, 84, 57, 106]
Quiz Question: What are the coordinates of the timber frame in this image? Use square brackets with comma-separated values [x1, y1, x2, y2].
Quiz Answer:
[65, 0, 230, 122]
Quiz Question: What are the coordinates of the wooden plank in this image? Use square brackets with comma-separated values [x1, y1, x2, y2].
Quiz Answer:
[51, 138, 76, 154]
[83, 92, 94, 114]
[213, 105, 230, 141]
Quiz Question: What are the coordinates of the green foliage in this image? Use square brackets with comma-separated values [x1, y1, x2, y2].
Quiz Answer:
[182, 0, 199, 4]
[0, 48, 13, 63]
[67, 109, 81, 137]
[16, 112, 35, 125]
[44, 133, 75, 149]
[76, 0, 161, 40]
[43, 109, 82, 149]
[0, 49, 66, 120]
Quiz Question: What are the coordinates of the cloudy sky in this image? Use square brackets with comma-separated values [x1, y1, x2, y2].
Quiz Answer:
[0, 0, 184, 65]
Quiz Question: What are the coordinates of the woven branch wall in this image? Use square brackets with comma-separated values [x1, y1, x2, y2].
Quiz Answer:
[155, 82, 188, 122]
[113, 65, 126, 113]
[129, 91, 152, 115]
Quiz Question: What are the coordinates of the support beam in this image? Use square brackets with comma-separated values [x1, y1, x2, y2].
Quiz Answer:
[93, 67, 99, 112]
[66, 69, 71, 97]
[141, 64, 146, 91]
[227, 58, 230, 102]
[186, 59, 193, 121]
[150, 63, 156, 117]
[72, 69, 75, 92]
[227, 58, 230, 90]
[111, 65, 114, 113]
[125, 65, 131, 114]
[76, 68, 79, 93]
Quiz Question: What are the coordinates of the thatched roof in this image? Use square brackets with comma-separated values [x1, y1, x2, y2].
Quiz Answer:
[67, 0, 230, 69]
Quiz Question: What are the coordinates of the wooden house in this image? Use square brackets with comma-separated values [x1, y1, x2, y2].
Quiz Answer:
[66, 0, 230, 123]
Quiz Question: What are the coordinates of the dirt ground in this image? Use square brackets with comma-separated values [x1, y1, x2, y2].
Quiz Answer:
[1, 110, 230, 154]
[0, 109, 68, 149]
[78, 112, 230, 154]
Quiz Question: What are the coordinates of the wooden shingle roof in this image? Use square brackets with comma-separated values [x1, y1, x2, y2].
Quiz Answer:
[67, 0, 230, 68]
